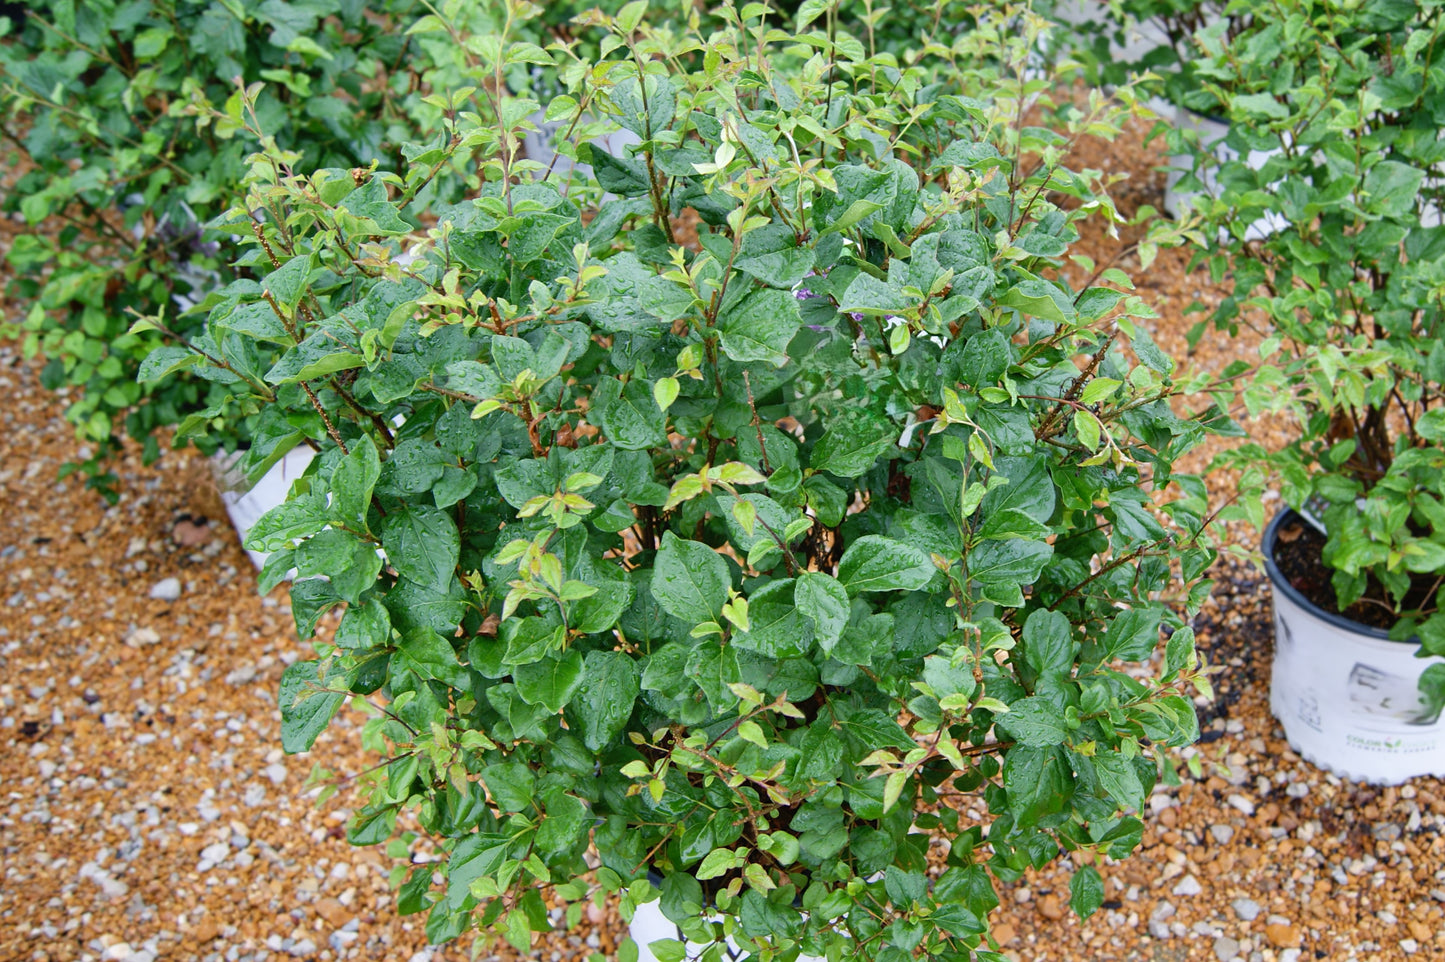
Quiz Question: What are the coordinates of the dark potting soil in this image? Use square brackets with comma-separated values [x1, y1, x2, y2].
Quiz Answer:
[1272, 516, 1400, 631]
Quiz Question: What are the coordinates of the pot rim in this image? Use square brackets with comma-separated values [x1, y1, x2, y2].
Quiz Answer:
[1263, 507, 1417, 645]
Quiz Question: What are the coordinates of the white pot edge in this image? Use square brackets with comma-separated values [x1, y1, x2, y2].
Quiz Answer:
[213, 446, 316, 569]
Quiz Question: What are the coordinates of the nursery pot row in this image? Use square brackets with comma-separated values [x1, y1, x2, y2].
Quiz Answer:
[1265, 509, 1445, 785]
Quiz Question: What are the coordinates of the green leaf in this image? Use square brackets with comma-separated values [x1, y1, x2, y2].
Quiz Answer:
[797, 721, 845, 780]
[1093, 752, 1146, 813]
[998, 279, 1073, 325]
[1002, 745, 1073, 827]
[595, 377, 668, 451]
[734, 579, 812, 656]
[137, 346, 200, 383]
[1069, 865, 1104, 919]
[395, 629, 471, 689]
[278, 660, 344, 753]
[1022, 608, 1074, 676]
[718, 288, 802, 367]
[837, 707, 915, 750]
[810, 408, 895, 478]
[885, 866, 927, 908]
[262, 255, 314, 311]
[922, 655, 975, 701]
[795, 572, 849, 652]
[536, 787, 589, 855]
[381, 506, 458, 593]
[996, 695, 1067, 746]
[1364, 160, 1426, 218]
[446, 833, 513, 910]
[837, 536, 934, 595]
[979, 455, 1055, 524]
[685, 641, 741, 713]
[504, 212, 573, 264]
[823, 198, 884, 235]
[651, 532, 730, 625]
[482, 762, 536, 812]
[1232, 92, 1288, 120]
[339, 176, 411, 235]
[264, 331, 366, 384]
[336, 598, 392, 650]
[1102, 607, 1162, 662]
[967, 538, 1053, 587]
[331, 434, 381, 532]
[514, 650, 585, 714]
[572, 651, 639, 751]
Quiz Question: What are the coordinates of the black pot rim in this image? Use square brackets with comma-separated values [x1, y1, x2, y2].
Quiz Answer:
[1263, 507, 1415, 644]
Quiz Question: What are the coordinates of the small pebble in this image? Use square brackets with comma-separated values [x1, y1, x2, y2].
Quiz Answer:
[1172, 875, 1202, 897]
[1232, 898, 1261, 922]
[148, 578, 181, 602]
[1213, 936, 1240, 962]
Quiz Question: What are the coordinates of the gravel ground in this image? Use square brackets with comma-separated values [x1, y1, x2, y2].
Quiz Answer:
[4, 119, 1445, 962]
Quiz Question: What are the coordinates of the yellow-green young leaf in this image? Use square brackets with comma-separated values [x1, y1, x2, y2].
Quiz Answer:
[737, 719, 767, 747]
[783, 518, 814, 542]
[653, 376, 680, 412]
[713, 461, 768, 485]
[732, 498, 757, 536]
[968, 431, 994, 470]
[758, 831, 799, 865]
[517, 496, 549, 518]
[648, 778, 665, 803]
[728, 682, 765, 705]
[664, 474, 706, 510]
[889, 322, 911, 355]
[695, 847, 737, 880]
[746, 539, 782, 568]
[558, 580, 598, 601]
[676, 342, 703, 371]
[743, 862, 776, 892]
[974, 696, 1010, 714]
[882, 770, 909, 813]
[1078, 378, 1121, 405]
[645, 940, 685, 962]
[471, 399, 504, 419]
[524, 853, 551, 883]
[620, 759, 651, 779]
[721, 596, 750, 633]
[1073, 409, 1103, 450]
[505, 909, 531, 953]
[1194, 673, 1214, 701]
[564, 471, 604, 492]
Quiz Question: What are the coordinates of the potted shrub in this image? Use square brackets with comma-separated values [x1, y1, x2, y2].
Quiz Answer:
[151, 3, 1222, 956]
[1190, 0, 1445, 783]
[1044, 0, 1291, 234]
[0, 0, 480, 499]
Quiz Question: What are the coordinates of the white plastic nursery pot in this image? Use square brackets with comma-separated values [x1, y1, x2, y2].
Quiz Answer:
[628, 897, 824, 962]
[1163, 107, 1286, 241]
[1265, 509, 1445, 785]
[212, 446, 316, 569]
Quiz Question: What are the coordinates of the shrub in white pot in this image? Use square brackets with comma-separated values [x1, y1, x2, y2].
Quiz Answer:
[149, 3, 1221, 956]
[1197, 0, 1445, 783]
